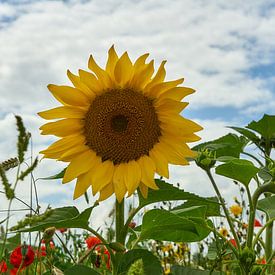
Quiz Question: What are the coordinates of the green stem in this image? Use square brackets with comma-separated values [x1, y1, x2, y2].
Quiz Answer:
[205, 169, 241, 249]
[247, 182, 275, 249]
[264, 144, 273, 265]
[113, 199, 125, 275]
[242, 151, 264, 167]
[115, 199, 125, 244]
[252, 218, 275, 249]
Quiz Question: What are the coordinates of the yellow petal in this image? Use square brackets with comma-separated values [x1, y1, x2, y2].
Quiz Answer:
[38, 106, 87, 120]
[133, 53, 150, 74]
[47, 84, 90, 106]
[159, 87, 195, 101]
[40, 119, 84, 137]
[99, 183, 114, 201]
[114, 52, 133, 85]
[124, 160, 141, 196]
[88, 55, 112, 88]
[145, 60, 166, 91]
[73, 171, 92, 199]
[157, 139, 191, 165]
[149, 144, 169, 178]
[113, 164, 127, 202]
[130, 60, 154, 90]
[145, 78, 184, 98]
[40, 135, 85, 154]
[63, 150, 98, 183]
[58, 144, 88, 161]
[91, 160, 115, 195]
[79, 69, 103, 94]
[155, 99, 188, 114]
[159, 114, 203, 133]
[67, 70, 96, 98]
[139, 182, 148, 198]
[137, 156, 158, 189]
[106, 45, 119, 79]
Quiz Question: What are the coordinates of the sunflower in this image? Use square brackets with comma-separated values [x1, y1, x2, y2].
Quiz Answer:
[39, 46, 202, 202]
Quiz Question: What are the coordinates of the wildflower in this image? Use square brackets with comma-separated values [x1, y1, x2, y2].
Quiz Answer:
[39, 46, 202, 202]
[10, 245, 35, 268]
[58, 228, 67, 234]
[229, 239, 237, 248]
[242, 223, 248, 229]
[103, 249, 111, 269]
[86, 236, 102, 250]
[219, 227, 229, 237]
[229, 204, 242, 216]
[0, 261, 7, 272]
[254, 219, 262, 227]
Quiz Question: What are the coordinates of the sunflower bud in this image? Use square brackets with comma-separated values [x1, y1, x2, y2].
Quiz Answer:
[195, 149, 216, 170]
[239, 247, 256, 273]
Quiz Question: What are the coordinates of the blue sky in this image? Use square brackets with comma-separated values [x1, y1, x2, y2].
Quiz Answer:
[0, 0, 274, 227]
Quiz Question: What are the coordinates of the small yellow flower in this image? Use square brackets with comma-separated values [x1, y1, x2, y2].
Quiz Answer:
[219, 227, 229, 237]
[230, 204, 242, 216]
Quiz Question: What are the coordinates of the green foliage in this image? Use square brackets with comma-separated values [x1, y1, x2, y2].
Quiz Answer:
[246, 114, 275, 140]
[18, 157, 38, 180]
[138, 179, 218, 208]
[192, 133, 247, 158]
[215, 159, 259, 186]
[257, 195, 275, 219]
[15, 115, 30, 163]
[0, 165, 14, 199]
[171, 265, 225, 274]
[41, 168, 66, 180]
[0, 234, 21, 253]
[139, 207, 212, 242]
[16, 206, 96, 232]
[117, 249, 162, 275]
[0, 158, 19, 171]
[173, 196, 221, 217]
[64, 264, 101, 274]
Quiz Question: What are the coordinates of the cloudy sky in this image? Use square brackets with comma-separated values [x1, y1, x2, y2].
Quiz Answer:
[0, 0, 274, 229]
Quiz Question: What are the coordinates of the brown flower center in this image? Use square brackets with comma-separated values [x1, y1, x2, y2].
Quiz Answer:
[84, 88, 161, 164]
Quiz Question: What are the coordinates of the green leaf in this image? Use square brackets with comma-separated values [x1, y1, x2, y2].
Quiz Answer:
[171, 265, 225, 275]
[139, 208, 212, 242]
[64, 265, 100, 275]
[41, 168, 66, 180]
[192, 133, 247, 158]
[229, 126, 260, 143]
[258, 167, 273, 182]
[139, 179, 218, 208]
[17, 205, 96, 232]
[117, 249, 162, 275]
[257, 195, 275, 219]
[216, 159, 259, 186]
[0, 233, 21, 252]
[246, 114, 275, 140]
[172, 197, 221, 217]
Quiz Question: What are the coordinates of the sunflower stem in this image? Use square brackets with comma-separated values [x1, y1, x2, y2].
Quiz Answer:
[113, 199, 125, 274]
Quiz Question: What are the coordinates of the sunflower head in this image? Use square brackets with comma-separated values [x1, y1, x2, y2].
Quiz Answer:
[39, 46, 202, 202]
[229, 204, 243, 216]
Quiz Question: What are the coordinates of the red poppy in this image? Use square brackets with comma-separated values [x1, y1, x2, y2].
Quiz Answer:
[10, 268, 20, 275]
[260, 258, 266, 264]
[254, 219, 262, 227]
[58, 228, 67, 234]
[10, 245, 35, 268]
[0, 261, 7, 273]
[86, 236, 101, 250]
[229, 239, 237, 247]
[103, 249, 111, 270]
